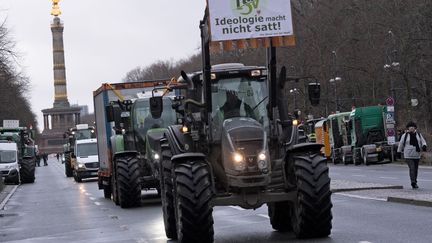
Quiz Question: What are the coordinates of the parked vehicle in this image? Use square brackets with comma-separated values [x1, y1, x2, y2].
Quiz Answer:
[327, 112, 351, 164]
[0, 142, 20, 185]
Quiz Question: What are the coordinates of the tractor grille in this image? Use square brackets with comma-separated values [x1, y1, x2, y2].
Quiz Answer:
[85, 162, 99, 168]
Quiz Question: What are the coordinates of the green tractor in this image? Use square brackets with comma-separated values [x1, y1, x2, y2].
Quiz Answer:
[155, 13, 332, 242]
[0, 124, 36, 184]
[342, 106, 396, 165]
[63, 124, 96, 177]
[94, 80, 183, 208]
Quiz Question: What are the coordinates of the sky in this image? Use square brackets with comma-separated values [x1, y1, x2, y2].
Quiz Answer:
[0, 0, 206, 130]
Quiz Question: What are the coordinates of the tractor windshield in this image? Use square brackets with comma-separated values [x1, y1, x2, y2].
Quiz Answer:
[211, 76, 269, 139]
[133, 97, 176, 136]
[74, 129, 95, 140]
[0, 150, 16, 163]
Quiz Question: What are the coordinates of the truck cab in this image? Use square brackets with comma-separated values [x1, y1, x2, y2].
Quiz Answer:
[0, 142, 20, 185]
[72, 138, 99, 182]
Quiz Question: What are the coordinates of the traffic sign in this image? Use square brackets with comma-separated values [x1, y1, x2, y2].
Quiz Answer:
[388, 136, 396, 145]
[386, 97, 395, 106]
[386, 128, 395, 137]
[386, 112, 395, 124]
[387, 106, 395, 112]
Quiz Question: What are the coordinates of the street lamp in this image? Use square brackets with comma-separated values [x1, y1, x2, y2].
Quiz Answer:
[290, 88, 300, 109]
[330, 50, 342, 112]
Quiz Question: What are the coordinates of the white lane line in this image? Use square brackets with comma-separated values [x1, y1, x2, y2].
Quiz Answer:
[228, 206, 245, 211]
[335, 193, 386, 202]
[359, 241, 373, 243]
[379, 176, 397, 179]
[418, 179, 432, 182]
[85, 192, 91, 196]
[89, 197, 96, 201]
[94, 202, 101, 206]
[257, 214, 270, 219]
[352, 174, 366, 177]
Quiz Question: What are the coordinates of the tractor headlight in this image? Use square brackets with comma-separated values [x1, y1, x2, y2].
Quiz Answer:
[257, 152, 268, 170]
[154, 153, 160, 160]
[232, 152, 246, 171]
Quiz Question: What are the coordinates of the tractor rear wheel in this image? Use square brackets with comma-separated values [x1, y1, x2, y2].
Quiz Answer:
[291, 152, 332, 238]
[173, 161, 214, 243]
[160, 140, 177, 239]
[116, 156, 141, 208]
[268, 201, 293, 232]
[65, 154, 73, 177]
[20, 158, 35, 183]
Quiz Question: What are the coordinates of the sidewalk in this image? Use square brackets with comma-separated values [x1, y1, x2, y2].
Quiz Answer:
[331, 179, 432, 207]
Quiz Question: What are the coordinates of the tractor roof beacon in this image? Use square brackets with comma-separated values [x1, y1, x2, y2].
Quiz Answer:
[156, 9, 333, 243]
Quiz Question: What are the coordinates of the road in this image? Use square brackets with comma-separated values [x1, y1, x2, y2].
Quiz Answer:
[329, 162, 432, 189]
[1, 158, 432, 243]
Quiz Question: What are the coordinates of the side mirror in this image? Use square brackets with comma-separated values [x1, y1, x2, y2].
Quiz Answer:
[308, 82, 321, 106]
[150, 97, 163, 119]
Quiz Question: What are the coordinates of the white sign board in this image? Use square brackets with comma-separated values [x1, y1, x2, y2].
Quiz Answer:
[387, 136, 396, 145]
[208, 0, 294, 41]
[387, 106, 394, 112]
[3, 120, 19, 128]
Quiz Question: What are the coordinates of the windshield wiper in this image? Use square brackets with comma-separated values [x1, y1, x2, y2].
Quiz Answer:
[252, 96, 268, 111]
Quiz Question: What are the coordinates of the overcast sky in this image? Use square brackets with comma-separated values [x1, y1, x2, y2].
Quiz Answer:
[1, 0, 206, 130]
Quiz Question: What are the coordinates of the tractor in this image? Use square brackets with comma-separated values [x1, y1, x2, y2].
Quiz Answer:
[155, 11, 332, 242]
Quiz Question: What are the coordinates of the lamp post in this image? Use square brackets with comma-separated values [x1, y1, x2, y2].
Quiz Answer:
[289, 88, 300, 109]
[330, 51, 342, 112]
[384, 30, 400, 119]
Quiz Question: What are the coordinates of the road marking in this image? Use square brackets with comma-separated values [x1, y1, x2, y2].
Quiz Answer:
[0, 185, 18, 210]
[94, 202, 101, 206]
[89, 197, 96, 201]
[257, 214, 270, 219]
[359, 241, 373, 243]
[85, 192, 91, 196]
[379, 176, 397, 179]
[418, 179, 432, 182]
[335, 193, 386, 201]
[228, 206, 245, 211]
[352, 174, 366, 177]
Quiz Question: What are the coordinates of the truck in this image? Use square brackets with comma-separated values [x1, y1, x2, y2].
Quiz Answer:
[72, 138, 99, 182]
[0, 121, 36, 183]
[341, 106, 396, 165]
[327, 112, 352, 164]
[156, 8, 332, 242]
[0, 142, 20, 185]
[63, 124, 96, 177]
[93, 80, 182, 208]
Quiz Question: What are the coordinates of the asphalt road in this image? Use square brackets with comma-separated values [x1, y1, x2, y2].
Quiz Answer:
[329, 162, 432, 189]
[1, 158, 432, 243]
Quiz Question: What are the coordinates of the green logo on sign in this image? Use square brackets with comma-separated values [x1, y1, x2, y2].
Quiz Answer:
[234, 0, 260, 15]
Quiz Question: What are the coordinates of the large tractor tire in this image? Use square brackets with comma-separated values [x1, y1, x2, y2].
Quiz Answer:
[160, 140, 177, 239]
[20, 158, 35, 183]
[111, 175, 120, 205]
[268, 201, 293, 232]
[115, 156, 141, 208]
[65, 154, 73, 177]
[173, 161, 214, 243]
[291, 152, 333, 239]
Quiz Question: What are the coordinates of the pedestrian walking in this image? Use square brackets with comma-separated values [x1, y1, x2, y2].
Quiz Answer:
[43, 154, 48, 166]
[397, 121, 427, 189]
[56, 153, 60, 162]
[36, 153, 41, 167]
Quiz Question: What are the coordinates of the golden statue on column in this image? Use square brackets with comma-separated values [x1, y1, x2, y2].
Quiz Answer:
[51, 0, 62, 17]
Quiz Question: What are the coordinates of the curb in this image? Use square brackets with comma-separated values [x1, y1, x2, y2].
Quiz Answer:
[0, 185, 18, 210]
[387, 196, 432, 208]
[332, 185, 403, 193]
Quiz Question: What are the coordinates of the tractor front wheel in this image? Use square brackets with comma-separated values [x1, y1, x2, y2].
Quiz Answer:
[115, 156, 141, 208]
[173, 161, 214, 243]
[291, 152, 333, 238]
